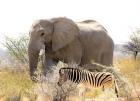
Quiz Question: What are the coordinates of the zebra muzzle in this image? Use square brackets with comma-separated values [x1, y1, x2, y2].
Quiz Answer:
[57, 82, 62, 86]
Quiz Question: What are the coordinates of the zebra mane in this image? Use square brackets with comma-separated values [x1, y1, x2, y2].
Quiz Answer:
[60, 67, 89, 73]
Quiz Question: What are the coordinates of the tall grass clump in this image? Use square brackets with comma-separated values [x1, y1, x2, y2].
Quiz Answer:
[0, 65, 35, 101]
[114, 58, 140, 101]
[31, 62, 78, 101]
[115, 58, 140, 86]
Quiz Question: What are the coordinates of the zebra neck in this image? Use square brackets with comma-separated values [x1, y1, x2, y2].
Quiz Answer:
[67, 69, 82, 84]
[83, 70, 92, 84]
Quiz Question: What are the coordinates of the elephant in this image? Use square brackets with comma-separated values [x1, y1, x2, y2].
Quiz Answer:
[28, 17, 114, 81]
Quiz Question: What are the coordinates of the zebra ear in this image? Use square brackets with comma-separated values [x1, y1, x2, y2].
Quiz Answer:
[62, 71, 64, 75]
[60, 69, 64, 75]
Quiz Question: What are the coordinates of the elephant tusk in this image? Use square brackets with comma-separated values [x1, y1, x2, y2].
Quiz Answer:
[39, 49, 45, 56]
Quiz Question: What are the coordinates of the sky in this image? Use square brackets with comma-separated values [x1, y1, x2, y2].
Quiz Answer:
[0, 0, 140, 48]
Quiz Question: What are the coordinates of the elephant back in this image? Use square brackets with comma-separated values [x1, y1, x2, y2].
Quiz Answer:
[77, 20, 108, 33]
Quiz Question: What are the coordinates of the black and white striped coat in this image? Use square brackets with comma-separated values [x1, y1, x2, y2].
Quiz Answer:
[58, 67, 119, 97]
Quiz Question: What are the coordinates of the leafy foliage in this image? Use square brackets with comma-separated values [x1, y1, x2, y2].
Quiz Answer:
[3, 34, 29, 64]
[123, 28, 140, 59]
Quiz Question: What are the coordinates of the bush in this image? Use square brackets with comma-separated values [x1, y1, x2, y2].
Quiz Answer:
[3, 34, 29, 64]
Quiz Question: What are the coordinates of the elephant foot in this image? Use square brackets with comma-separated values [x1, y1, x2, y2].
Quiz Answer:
[30, 74, 38, 82]
[30, 72, 43, 83]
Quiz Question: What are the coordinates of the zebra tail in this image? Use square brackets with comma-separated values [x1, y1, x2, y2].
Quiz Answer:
[114, 80, 119, 97]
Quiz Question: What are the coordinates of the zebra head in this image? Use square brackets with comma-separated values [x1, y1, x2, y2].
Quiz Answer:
[57, 68, 68, 86]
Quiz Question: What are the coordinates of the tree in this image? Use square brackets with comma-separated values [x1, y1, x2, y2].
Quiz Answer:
[3, 34, 29, 64]
[123, 28, 140, 60]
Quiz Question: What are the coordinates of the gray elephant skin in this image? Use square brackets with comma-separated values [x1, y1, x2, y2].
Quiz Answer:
[28, 17, 114, 80]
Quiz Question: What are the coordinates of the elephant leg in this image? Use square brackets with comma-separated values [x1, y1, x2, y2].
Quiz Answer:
[80, 53, 102, 66]
[101, 51, 113, 66]
[43, 56, 58, 76]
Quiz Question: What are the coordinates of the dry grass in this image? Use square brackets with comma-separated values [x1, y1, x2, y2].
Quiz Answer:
[115, 58, 140, 86]
[0, 66, 36, 101]
[0, 58, 140, 101]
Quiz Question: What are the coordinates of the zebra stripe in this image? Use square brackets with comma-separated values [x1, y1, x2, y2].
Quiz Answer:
[59, 68, 113, 86]
[58, 67, 119, 97]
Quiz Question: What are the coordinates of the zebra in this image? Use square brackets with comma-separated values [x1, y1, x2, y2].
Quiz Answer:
[57, 67, 119, 98]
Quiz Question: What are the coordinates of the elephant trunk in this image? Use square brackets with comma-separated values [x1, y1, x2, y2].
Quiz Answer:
[28, 42, 40, 80]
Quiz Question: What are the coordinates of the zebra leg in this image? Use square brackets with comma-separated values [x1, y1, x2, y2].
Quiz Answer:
[79, 87, 86, 101]
[115, 85, 119, 97]
[114, 80, 119, 97]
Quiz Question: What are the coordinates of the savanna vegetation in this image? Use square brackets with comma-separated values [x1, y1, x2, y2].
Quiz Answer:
[0, 29, 140, 101]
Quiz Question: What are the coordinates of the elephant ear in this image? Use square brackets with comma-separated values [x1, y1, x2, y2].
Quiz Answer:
[51, 18, 79, 51]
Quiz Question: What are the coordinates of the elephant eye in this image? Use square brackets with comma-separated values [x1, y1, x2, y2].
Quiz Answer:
[40, 33, 45, 36]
